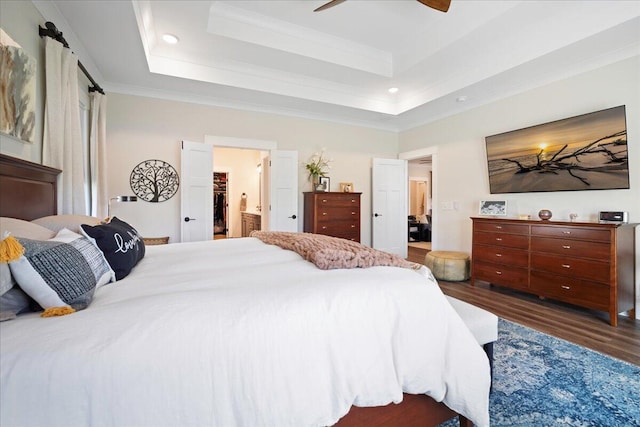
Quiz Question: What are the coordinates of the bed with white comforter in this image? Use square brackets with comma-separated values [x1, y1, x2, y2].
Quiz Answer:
[0, 237, 490, 426]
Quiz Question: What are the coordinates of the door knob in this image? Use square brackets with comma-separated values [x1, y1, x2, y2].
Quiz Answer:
[288, 214, 297, 219]
[374, 213, 382, 217]
[184, 217, 196, 222]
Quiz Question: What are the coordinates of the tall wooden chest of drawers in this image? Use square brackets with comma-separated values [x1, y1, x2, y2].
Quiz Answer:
[304, 192, 361, 242]
[471, 217, 636, 326]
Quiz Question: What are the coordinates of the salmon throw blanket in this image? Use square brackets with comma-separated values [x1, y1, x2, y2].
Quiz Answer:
[251, 231, 420, 271]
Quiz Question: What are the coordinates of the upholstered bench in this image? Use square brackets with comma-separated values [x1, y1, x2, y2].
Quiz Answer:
[425, 251, 470, 281]
[446, 296, 498, 379]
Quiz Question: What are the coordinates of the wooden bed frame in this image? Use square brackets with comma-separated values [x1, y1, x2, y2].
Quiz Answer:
[0, 153, 60, 220]
[0, 153, 472, 427]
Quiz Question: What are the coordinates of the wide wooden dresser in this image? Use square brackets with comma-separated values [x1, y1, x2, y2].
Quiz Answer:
[304, 192, 361, 242]
[471, 217, 636, 326]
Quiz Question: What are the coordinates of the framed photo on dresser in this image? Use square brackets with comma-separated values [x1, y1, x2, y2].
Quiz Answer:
[318, 176, 330, 192]
[479, 200, 507, 216]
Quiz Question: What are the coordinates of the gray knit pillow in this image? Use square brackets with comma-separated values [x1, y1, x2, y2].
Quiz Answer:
[9, 229, 114, 311]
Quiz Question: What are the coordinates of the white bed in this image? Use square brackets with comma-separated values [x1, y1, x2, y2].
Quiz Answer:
[1, 235, 490, 426]
[0, 154, 489, 426]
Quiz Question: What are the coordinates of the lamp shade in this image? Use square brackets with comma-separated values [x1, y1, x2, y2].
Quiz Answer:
[108, 195, 138, 218]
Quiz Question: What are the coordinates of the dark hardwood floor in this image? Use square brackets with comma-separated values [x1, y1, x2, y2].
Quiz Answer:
[407, 245, 430, 264]
[438, 280, 640, 366]
[405, 244, 639, 365]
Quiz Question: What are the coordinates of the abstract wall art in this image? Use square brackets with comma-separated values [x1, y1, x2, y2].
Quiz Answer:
[0, 29, 36, 144]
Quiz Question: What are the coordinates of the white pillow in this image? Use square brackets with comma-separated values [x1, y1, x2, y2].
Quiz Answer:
[0, 217, 55, 240]
[0, 263, 15, 296]
[0, 287, 32, 321]
[32, 215, 102, 234]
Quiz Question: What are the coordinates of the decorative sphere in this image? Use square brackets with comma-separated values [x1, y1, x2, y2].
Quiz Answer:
[538, 209, 553, 220]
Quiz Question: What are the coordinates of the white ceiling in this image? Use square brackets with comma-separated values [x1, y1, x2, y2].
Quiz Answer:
[39, 0, 640, 131]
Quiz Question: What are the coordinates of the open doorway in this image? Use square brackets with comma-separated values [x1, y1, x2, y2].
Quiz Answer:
[399, 146, 438, 264]
[407, 157, 432, 263]
[213, 147, 267, 239]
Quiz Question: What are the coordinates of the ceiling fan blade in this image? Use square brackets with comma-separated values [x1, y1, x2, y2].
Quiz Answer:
[314, 0, 347, 12]
[417, 0, 451, 13]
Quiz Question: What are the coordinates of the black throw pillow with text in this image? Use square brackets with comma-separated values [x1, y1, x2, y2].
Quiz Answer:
[81, 217, 145, 280]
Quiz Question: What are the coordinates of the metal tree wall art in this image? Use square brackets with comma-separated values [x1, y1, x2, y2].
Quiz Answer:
[130, 160, 179, 202]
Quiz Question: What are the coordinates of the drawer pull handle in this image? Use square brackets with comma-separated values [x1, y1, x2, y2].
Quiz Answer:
[351, 200, 356, 203]
[322, 226, 327, 230]
[495, 226, 503, 229]
[561, 285, 571, 290]
[562, 264, 571, 268]
[495, 253, 502, 257]
[322, 199, 328, 203]
[322, 212, 327, 216]
[495, 238, 503, 241]
[495, 271, 502, 275]
[351, 225, 355, 228]
[562, 245, 571, 249]
[562, 231, 571, 235]
[351, 212, 356, 215]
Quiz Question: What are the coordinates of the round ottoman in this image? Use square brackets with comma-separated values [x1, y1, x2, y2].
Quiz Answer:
[425, 251, 470, 281]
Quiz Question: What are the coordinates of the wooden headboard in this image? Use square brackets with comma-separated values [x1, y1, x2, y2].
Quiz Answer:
[0, 153, 61, 221]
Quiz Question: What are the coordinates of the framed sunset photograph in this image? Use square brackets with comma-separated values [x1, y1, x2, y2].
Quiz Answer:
[484, 106, 629, 194]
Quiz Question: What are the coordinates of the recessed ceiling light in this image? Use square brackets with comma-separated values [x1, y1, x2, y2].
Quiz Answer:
[162, 34, 179, 44]
[456, 95, 468, 102]
[388, 87, 399, 94]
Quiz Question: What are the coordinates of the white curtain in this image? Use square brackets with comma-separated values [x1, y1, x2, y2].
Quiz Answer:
[42, 37, 86, 215]
[89, 92, 108, 218]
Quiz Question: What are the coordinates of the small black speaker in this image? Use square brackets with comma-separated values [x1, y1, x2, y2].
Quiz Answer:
[599, 211, 628, 223]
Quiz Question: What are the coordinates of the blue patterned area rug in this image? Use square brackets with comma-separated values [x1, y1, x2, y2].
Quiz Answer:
[442, 319, 640, 427]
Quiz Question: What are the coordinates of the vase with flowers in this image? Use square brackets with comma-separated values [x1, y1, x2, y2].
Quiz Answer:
[305, 150, 331, 191]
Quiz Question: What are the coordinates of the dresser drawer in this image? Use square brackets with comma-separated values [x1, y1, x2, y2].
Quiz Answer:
[531, 225, 611, 242]
[473, 231, 529, 249]
[531, 237, 610, 260]
[316, 228, 360, 242]
[316, 207, 360, 222]
[472, 262, 528, 290]
[530, 271, 610, 311]
[315, 194, 360, 208]
[335, 231, 360, 242]
[474, 221, 529, 235]
[473, 244, 528, 267]
[530, 253, 610, 283]
[316, 222, 359, 237]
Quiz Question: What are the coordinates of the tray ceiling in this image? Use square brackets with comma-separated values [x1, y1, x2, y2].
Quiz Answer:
[45, 0, 640, 131]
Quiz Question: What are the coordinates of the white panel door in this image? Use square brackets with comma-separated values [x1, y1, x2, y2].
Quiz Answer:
[268, 150, 298, 232]
[372, 158, 408, 257]
[180, 140, 213, 242]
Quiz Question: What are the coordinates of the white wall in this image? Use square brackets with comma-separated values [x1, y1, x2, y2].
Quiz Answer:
[399, 55, 640, 318]
[106, 93, 398, 244]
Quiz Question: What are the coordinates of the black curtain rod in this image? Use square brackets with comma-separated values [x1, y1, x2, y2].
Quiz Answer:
[38, 21, 105, 95]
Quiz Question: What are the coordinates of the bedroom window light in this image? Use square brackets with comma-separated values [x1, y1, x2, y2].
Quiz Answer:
[78, 85, 91, 215]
